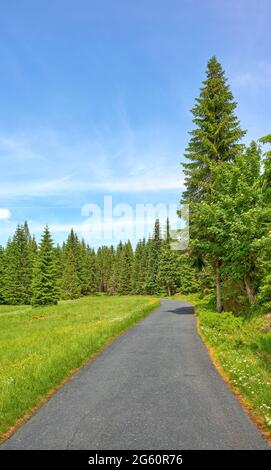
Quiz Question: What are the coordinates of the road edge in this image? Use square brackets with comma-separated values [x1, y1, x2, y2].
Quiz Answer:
[195, 315, 271, 447]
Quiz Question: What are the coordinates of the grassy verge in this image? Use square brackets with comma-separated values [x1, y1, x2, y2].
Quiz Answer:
[0, 295, 159, 439]
[174, 293, 271, 440]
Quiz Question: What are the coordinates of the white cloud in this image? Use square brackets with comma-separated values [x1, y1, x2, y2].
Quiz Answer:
[90, 176, 184, 192]
[0, 176, 72, 197]
[0, 174, 183, 198]
[0, 208, 11, 220]
[0, 120, 183, 198]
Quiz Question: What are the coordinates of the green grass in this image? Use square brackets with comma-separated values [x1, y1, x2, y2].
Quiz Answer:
[0, 295, 159, 438]
[173, 293, 271, 436]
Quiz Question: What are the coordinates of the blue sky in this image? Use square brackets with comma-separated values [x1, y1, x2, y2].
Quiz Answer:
[0, 0, 270, 246]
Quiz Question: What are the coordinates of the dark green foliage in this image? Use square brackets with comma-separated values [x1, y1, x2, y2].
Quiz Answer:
[96, 245, 115, 293]
[86, 248, 98, 294]
[54, 244, 64, 292]
[61, 255, 81, 300]
[61, 229, 81, 300]
[4, 226, 33, 304]
[31, 227, 59, 306]
[178, 253, 200, 294]
[117, 241, 134, 294]
[157, 242, 179, 296]
[145, 219, 162, 294]
[132, 239, 148, 294]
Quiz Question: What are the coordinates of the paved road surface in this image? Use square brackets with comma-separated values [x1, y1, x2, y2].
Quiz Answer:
[1, 300, 269, 449]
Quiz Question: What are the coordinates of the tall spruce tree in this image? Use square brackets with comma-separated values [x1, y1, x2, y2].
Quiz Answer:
[182, 56, 246, 203]
[182, 57, 246, 311]
[31, 226, 59, 306]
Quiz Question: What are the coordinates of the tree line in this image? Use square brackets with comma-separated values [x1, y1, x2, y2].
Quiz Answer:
[0, 219, 199, 306]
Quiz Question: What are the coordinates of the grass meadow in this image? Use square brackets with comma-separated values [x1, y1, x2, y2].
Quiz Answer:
[176, 294, 271, 438]
[0, 295, 159, 439]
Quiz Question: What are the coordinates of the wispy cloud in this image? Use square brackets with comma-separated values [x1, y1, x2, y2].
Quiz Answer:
[91, 176, 183, 192]
[0, 175, 183, 198]
[0, 176, 72, 198]
[0, 124, 182, 198]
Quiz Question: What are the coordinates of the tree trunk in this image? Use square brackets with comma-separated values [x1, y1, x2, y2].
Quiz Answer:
[167, 286, 171, 296]
[244, 278, 255, 305]
[215, 265, 223, 313]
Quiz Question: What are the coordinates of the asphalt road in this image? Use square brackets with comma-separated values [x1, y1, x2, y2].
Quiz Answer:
[1, 299, 269, 449]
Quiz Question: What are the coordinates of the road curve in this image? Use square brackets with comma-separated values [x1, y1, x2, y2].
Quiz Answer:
[1, 299, 269, 450]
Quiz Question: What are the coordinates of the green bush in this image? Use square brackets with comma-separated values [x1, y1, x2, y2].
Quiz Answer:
[200, 312, 243, 333]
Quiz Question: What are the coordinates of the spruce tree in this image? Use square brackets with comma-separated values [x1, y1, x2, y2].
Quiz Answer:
[145, 219, 162, 294]
[132, 239, 148, 294]
[108, 256, 118, 295]
[96, 245, 115, 293]
[61, 249, 81, 300]
[61, 229, 81, 299]
[182, 56, 246, 203]
[80, 243, 98, 295]
[23, 220, 31, 241]
[118, 241, 134, 294]
[87, 247, 98, 294]
[4, 225, 32, 304]
[165, 217, 171, 242]
[31, 226, 59, 306]
[78, 240, 90, 295]
[157, 242, 179, 296]
[54, 243, 64, 292]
